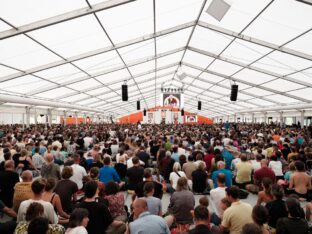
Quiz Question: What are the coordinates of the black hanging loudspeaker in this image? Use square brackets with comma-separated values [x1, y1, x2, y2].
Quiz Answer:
[198, 101, 202, 110]
[181, 109, 184, 116]
[137, 101, 140, 110]
[143, 109, 146, 116]
[122, 84, 128, 101]
[230, 84, 238, 101]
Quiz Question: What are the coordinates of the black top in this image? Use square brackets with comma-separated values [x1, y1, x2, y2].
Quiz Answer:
[136, 151, 150, 167]
[265, 199, 288, 228]
[114, 163, 127, 180]
[0, 170, 20, 207]
[126, 166, 144, 190]
[276, 217, 309, 234]
[191, 169, 208, 193]
[54, 179, 78, 213]
[75, 201, 113, 234]
[188, 224, 212, 234]
[135, 181, 163, 199]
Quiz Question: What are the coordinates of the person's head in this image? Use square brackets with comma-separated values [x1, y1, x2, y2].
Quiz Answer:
[68, 208, 89, 228]
[21, 170, 33, 182]
[197, 161, 206, 171]
[45, 153, 54, 163]
[172, 162, 181, 172]
[216, 173, 226, 186]
[89, 167, 99, 179]
[143, 182, 154, 196]
[133, 198, 148, 219]
[226, 186, 240, 202]
[103, 156, 111, 166]
[199, 196, 209, 207]
[288, 162, 296, 171]
[25, 202, 44, 221]
[220, 197, 231, 211]
[241, 223, 262, 234]
[132, 156, 140, 166]
[271, 184, 284, 200]
[143, 168, 152, 179]
[27, 217, 49, 234]
[286, 197, 302, 218]
[260, 159, 268, 167]
[31, 179, 46, 195]
[4, 160, 15, 170]
[165, 151, 171, 157]
[84, 181, 98, 198]
[73, 154, 80, 163]
[240, 153, 247, 162]
[105, 181, 119, 195]
[61, 166, 73, 179]
[176, 177, 188, 191]
[44, 177, 56, 192]
[193, 205, 209, 224]
[252, 205, 268, 226]
[3, 152, 11, 161]
[21, 149, 28, 157]
[294, 161, 305, 172]
[217, 161, 225, 169]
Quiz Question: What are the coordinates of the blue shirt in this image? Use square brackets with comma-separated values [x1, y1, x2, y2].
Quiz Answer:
[99, 166, 120, 184]
[222, 150, 234, 170]
[171, 152, 180, 162]
[130, 211, 170, 234]
[212, 168, 232, 188]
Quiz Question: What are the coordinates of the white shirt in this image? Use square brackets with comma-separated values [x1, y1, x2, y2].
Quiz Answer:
[210, 187, 226, 217]
[250, 160, 261, 171]
[178, 147, 186, 156]
[169, 171, 186, 190]
[70, 164, 87, 190]
[65, 226, 88, 234]
[127, 158, 145, 168]
[269, 161, 283, 176]
[17, 199, 58, 224]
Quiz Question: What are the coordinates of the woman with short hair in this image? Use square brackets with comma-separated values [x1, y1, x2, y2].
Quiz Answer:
[65, 208, 89, 234]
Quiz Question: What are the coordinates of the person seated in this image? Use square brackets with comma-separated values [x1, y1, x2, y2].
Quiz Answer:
[252, 205, 270, 234]
[256, 177, 273, 205]
[42, 177, 70, 220]
[129, 198, 170, 234]
[135, 168, 163, 199]
[166, 177, 195, 225]
[169, 162, 187, 193]
[54, 166, 78, 214]
[75, 181, 125, 234]
[126, 157, 144, 191]
[188, 205, 212, 234]
[65, 208, 89, 234]
[235, 153, 252, 189]
[276, 197, 309, 234]
[265, 184, 288, 230]
[0, 199, 17, 234]
[289, 161, 311, 199]
[191, 161, 208, 194]
[27, 217, 50, 234]
[241, 223, 263, 234]
[142, 182, 162, 216]
[104, 181, 127, 222]
[15, 202, 64, 234]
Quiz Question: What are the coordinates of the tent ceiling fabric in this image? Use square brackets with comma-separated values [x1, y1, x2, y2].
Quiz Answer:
[0, 0, 312, 118]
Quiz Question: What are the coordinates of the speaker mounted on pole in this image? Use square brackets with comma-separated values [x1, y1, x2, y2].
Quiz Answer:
[230, 84, 238, 101]
[137, 101, 140, 110]
[181, 108, 184, 116]
[143, 109, 146, 116]
[198, 101, 202, 110]
[122, 82, 128, 101]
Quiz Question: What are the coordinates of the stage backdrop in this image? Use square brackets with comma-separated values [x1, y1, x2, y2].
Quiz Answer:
[161, 93, 184, 109]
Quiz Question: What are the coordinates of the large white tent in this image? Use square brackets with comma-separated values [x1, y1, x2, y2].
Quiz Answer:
[0, 0, 312, 124]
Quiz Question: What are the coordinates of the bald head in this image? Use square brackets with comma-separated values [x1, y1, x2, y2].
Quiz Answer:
[21, 170, 33, 182]
[133, 198, 148, 219]
[45, 154, 54, 163]
[4, 160, 14, 170]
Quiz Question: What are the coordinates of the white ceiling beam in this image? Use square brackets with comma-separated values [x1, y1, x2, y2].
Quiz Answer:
[188, 46, 312, 88]
[0, 0, 136, 40]
[0, 21, 195, 83]
[236, 103, 312, 114]
[183, 62, 311, 103]
[197, 21, 312, 61]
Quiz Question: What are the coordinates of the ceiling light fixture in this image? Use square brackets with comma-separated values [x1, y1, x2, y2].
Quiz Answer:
[206, 0, 231, 21]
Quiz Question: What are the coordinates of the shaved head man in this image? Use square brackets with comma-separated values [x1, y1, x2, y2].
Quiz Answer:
[13, 170, 33, 212]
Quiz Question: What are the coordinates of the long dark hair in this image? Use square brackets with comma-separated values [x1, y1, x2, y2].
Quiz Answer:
[68, 208, 89, 228]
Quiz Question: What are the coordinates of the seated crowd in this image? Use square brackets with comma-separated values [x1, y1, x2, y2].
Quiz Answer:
[0, 122, 312, 234]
